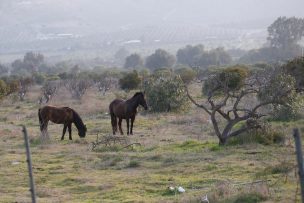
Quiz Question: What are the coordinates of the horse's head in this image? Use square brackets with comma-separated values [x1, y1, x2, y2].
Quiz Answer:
[78, 124, 87, 138]
[135, 92, 148, 110]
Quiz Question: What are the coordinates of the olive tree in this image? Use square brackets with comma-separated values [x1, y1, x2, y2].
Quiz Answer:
[175, 67, 197, 84]
[145, 49, 175, 71]
[124, 53, 144, 69]
[65, 78, 92, 100]
[18, 77, 33, 101]
[0, 79, 7, 99]
[283, 56, 304, 91]
[268, 16, 304, 49]
[143, 71, 189, 112]
[187, 65, 296, 145]
[119, 70, 141, 91]
[40, 80, 60, 103]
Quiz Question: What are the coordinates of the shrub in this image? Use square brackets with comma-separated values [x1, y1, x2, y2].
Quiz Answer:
[209, 181, 269, 203]
[33, 72, 46, 85]
[6, 80, 19, 95]
[145, 49, 176, 71]
[143, 72, 190, 112]
[203, 65, 249, 96]
[233, 192, 267, 203]
[46, 75, 60, 81]
[0, 79, 7, 98]
[256, 161, 294, 178]
[126, 160, 140, 168]
[124, 53, 144, 69]
[175, 67, 197, 84]
[271, 104, 301, 121]
[283, 57, 304, 91]
[228, 122, 285, 145]
[119, 70, 141, 91]
[257, 73, 296, 104]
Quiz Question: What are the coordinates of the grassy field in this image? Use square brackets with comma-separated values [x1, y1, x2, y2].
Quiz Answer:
[0, 85, 302, 203]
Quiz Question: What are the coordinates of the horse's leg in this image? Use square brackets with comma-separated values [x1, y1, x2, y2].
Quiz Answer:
[114, 117, 118, 134]
[68, 123, 72, 140]
[115, 117, 118, 134]
[111, 114, 117, 135]
[118, 118, 123, 135]
[130, 116, 135, 135]
[126, 118, 130, 135]
[42, 120, 48, 135]
[61, 124, 68, 140]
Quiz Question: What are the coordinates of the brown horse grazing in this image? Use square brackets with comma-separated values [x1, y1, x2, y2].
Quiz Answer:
[38, 105, 87, 140]
[109, 92, 148, 135]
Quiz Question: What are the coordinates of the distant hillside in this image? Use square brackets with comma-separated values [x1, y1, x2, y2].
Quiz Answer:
[0, 0, 302, 60]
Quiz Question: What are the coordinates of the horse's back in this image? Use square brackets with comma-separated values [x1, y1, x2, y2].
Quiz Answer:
[109, 99, 124, 109]
[109, 99, 127, 118]
[39, 105, 73, 124]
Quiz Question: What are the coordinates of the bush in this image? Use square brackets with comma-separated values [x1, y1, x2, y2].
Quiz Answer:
[124, 53, 144, 69]
[283, 56, 304, 91]
[0, 79, 7, 98]
[46, 75, 61, 81]
[143, 72, 190, 112]
[175, 67, 197, 84]
[126, 160, 140, 168]
[228, 122, 285, 145]
[119, 70, 141, 91]
[6, 80, 19, 95]
[271, 104, 301, 121]
[257, 73, 296, 104]
[233, 192, 267, 203]
[256, 161, 294, 178]
[145, 49, 176, 71]
[209, 181, 269, 203]
[33, 72, 46, 85]
[203, 65, 249, 96]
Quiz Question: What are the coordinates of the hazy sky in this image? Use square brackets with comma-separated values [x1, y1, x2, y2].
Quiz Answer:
[1, 0, 304, 28]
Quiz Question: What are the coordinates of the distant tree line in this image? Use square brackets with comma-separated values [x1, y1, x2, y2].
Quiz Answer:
[123, 45, 232, 72]
[122, 16, 304, 71]
[239, 16, 304, 63]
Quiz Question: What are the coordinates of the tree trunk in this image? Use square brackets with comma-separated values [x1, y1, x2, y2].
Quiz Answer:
[219, 137, 227, 145]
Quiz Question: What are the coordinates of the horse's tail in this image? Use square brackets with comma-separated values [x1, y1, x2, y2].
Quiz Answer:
[109, 104, 117, 134]
[38, 108, 43, 131]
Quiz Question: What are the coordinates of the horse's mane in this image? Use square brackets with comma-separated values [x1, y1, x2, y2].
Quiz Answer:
[132, 92, 144, 98]
[72, 109, 85, 130]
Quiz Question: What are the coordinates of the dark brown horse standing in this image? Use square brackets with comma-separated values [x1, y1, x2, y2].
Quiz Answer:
[38, 106, 87, 140]
[109, 92, 148, 135]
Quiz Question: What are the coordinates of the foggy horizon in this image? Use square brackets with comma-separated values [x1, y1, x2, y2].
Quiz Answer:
[0, 0, 304, 62]
[1, 0, 303, 25]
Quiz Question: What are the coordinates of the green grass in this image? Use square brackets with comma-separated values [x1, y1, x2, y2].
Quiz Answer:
[0, 86, 302, 202]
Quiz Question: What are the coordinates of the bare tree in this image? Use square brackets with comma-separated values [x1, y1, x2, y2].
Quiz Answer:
[65, 79, 92, 100]
[40, 81, 60, 103]
[96, 77, 118, 96]
[92, 71, 120, 96]
[18, 78, 33, 101]
[186, 66, 296, 145]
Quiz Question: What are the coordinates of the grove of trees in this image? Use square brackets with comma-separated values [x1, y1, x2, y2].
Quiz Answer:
[177, 45, 232, 68]
[187, 64, 297, 145]
[124, 53, 144, 69]
[240, 16, 304, 63]
[1, 16, 304, 146]
[145, 49, 176, 71]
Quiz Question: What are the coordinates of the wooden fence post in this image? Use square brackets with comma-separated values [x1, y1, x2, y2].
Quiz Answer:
[22, 126, 36, 203]
[293, 128, 304, 203]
